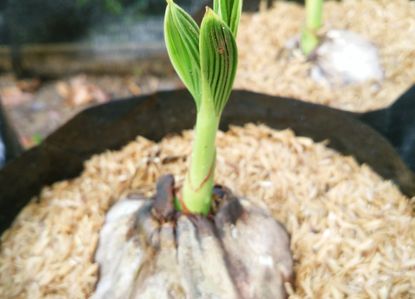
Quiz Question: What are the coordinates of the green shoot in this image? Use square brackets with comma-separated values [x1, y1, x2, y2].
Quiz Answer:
[164, 0, 241, 215]
[300, 0, 323, 56]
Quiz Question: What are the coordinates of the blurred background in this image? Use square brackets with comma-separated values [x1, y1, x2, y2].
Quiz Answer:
[0, 0, 284, 150]
[0, 0, 199, 150]
[0, 0, 413, 157]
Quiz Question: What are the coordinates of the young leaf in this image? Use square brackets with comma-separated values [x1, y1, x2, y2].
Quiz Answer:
[213, 0, 242, 37]
[200, 9, 238, 116]
[164, 0, 201, 107]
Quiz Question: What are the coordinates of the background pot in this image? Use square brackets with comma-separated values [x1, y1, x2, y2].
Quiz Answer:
[0, 89, 414, 233]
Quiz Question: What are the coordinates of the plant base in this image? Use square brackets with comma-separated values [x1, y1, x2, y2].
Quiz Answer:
[92, 175, 293, 299]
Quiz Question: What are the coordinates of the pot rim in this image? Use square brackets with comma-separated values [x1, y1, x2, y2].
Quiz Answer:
[0, 89, 413, 233]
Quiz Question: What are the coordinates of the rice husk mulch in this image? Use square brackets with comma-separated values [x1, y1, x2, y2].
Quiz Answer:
[1, 124, 414, 298]
[235, 0, 415, 112]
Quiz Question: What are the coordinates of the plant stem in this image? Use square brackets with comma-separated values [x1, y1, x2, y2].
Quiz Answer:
[300, 0, 323, 55]
[181, 94, 219, 215]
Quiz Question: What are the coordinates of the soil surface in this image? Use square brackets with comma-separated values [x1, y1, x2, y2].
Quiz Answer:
[1, 124, 414, 298]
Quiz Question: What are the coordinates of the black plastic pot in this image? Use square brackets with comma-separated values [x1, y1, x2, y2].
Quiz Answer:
[0, 101, 22, 168]
[358, 84, 415, 173]
[0, 89, 414, 234]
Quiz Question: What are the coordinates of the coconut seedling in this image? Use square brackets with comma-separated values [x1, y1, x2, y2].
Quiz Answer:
[300, 0, 323, 56]
[92, 1, 293, 298]
[164, 0, 240, 215]
[298, 0, 383, 85]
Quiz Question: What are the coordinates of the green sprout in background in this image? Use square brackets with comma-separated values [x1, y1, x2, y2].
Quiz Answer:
[300, 0, 323, 55]
[164, 0, 242, 215]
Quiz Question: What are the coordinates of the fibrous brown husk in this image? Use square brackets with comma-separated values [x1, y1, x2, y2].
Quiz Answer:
[93, 175, 293, 299]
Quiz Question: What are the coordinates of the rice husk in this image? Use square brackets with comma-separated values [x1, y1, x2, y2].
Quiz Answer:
[1, 124, 414, 298]
[235, 0, 415, 112]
